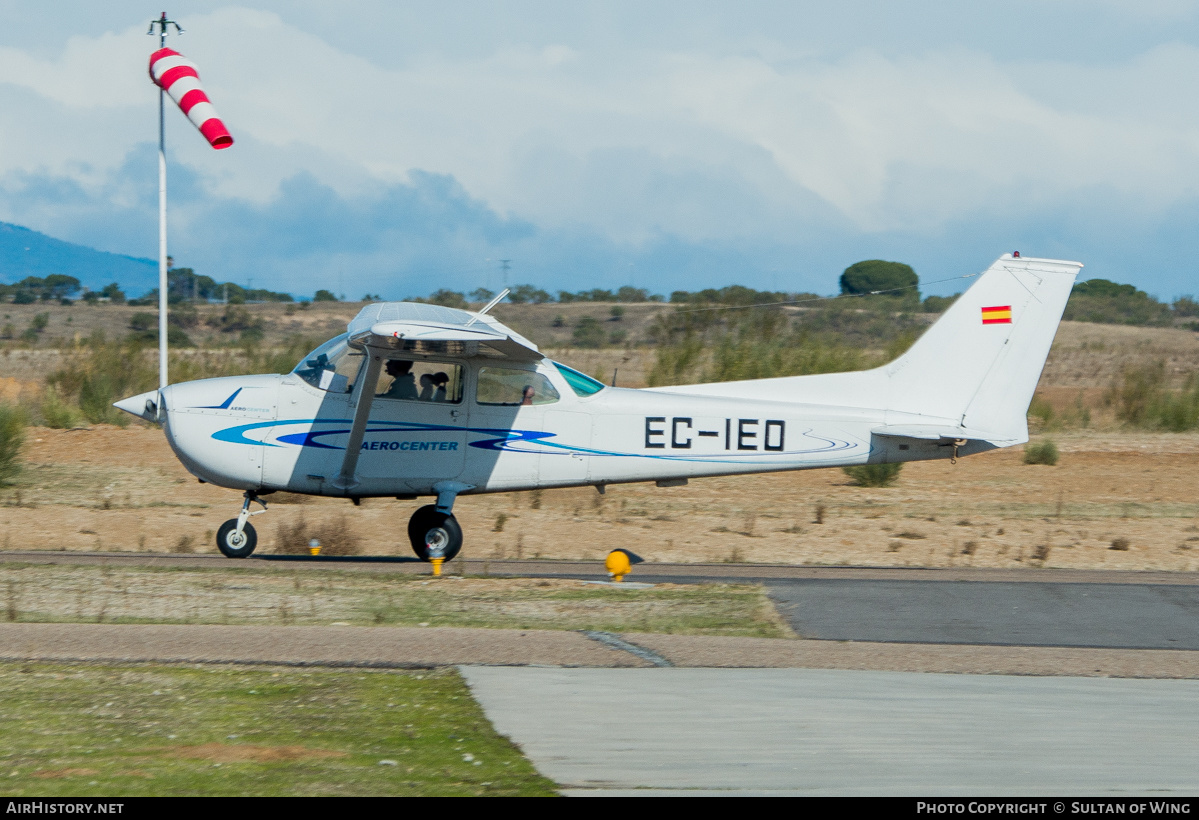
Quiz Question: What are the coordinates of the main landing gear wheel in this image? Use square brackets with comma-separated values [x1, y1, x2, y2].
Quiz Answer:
[408, 505, 463, 562]
[217, 519, 258, 558]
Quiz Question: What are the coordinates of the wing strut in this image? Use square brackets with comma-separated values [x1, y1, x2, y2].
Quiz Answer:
[334, 348, 384, 491]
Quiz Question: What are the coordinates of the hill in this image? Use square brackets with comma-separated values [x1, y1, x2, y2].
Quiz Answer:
[0, 222, 156, 295]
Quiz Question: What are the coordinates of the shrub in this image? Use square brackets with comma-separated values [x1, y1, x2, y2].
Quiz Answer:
[922, 294, 959, 313]
[1174, 296, 1199, 318]
[39, 386, 80, 429]
[1107, 363, 1199, 431]
[274, 512, 361, 556]
[572, 316, 606, 348]
[1064, 279, 1172, 326]
[425, 289, 468, 309]
[0, 403, 26, 486]
[129, 313, 156, 332]
[842, 463, 902, 487]
[1023, 439, 1059, 465]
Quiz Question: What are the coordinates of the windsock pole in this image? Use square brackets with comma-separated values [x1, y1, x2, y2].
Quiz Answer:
[149, 12, 181, 391]
[157, 58, 168, 390]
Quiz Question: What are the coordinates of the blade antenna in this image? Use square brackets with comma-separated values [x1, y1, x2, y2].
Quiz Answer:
[465, 288, 510, 327]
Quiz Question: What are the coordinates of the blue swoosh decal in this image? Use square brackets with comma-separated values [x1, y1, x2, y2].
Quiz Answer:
[212, 417, 862, 464]
[195, 388, 243, 410]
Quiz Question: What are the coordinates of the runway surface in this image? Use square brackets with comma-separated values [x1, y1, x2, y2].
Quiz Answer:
[463, 666, 1199, 796]
[767, 580, 1199, 649]
[4, 552, 1196, 650]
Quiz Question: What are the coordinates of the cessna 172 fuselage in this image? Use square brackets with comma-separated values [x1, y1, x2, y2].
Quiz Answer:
[116, 253, 1081, 562]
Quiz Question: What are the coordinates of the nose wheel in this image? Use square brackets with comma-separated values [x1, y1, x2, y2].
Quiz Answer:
[408, 505, 463, 562]
[217, 519, 258, 558]
[216, 491, 267, 558]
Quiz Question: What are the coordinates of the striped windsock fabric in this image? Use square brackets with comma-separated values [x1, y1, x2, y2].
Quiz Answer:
[149, 47, 233, 149]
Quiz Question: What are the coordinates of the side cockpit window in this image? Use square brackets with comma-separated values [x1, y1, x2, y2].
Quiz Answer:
[293, 335, 363, 393]
[476, 367, 560, 406]
[375, 359, 464, 404]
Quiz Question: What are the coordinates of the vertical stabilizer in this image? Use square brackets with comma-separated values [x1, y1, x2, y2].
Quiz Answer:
[651, 254, 1082, 444]
[880, 254, 1081, 439]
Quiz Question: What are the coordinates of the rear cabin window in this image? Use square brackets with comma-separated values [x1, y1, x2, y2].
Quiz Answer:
[374, 359, 464, 404]
[476, 368, 560, 406]
[554, 362, 605, 396]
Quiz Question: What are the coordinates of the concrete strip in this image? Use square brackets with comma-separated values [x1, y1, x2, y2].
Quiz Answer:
[462, 666, 1199, 795]
[0, 622, 1194, 677]
[624, 633, 1199, 679]
[0, 623, 649, 668]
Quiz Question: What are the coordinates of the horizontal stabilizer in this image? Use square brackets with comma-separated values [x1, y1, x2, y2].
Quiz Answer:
[871, 424, 1017, 443]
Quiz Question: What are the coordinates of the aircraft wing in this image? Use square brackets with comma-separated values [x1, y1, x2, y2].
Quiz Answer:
[346, 302, 542, 362]
[871, 424, 1019, 443]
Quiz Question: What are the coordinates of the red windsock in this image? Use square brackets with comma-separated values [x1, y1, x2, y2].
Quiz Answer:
[149, 47, 233, 149]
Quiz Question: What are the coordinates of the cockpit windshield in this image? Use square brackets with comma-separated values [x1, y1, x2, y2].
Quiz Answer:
[293, 334, 364, 393]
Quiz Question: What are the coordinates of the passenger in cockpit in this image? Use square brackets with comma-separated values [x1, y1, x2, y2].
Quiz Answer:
[432, 372, 449, 402]
[418, 374, 434, 401]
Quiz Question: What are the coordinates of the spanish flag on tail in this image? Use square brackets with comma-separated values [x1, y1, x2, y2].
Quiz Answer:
[981, 305, 1012, 325]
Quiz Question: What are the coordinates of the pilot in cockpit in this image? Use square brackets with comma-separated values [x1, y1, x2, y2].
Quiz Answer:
[380, 359, 418, 400]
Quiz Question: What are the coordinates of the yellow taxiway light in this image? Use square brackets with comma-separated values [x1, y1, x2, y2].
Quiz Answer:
[605, 549, 632, 582]
[431, 557, 444, 576]
[308, 538, 321, 556]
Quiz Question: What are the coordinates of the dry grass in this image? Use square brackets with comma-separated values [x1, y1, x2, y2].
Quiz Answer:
[274, 512, 361, 556]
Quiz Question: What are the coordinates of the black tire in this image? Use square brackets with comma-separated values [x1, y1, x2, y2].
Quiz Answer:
[407, 505, 463, 562]
[216, 518, 257, 558]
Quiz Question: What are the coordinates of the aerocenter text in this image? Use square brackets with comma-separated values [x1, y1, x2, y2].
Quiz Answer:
[360, 440, 459, 451]
[645, 417, 785, 451]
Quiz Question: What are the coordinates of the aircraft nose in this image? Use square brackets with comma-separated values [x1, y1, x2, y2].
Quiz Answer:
[113, 390, 161, 422]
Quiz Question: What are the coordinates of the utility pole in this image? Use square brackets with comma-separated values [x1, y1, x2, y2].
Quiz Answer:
[500, 259, 511, 286]
[148, 11, 183, 390]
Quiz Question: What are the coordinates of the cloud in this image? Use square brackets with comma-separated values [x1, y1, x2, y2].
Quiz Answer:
[2, 3, 1199, 300]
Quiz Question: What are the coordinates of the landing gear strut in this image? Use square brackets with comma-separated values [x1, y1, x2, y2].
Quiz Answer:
[217, 491, 267, 558]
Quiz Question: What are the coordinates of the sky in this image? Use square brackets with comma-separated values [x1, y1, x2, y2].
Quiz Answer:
[2, 1, 1199, 300]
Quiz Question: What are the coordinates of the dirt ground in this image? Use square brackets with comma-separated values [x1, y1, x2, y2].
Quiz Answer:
[3, 425, 1197, 571]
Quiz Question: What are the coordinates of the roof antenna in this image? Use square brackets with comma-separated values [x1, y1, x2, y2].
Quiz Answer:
[465, 288, 509, 327]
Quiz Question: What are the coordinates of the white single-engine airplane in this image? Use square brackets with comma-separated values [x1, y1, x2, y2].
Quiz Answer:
[115, 253, 1080, 561]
